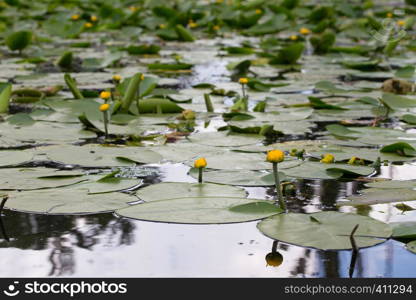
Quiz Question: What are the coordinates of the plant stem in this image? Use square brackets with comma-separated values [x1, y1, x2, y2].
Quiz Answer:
[349, 224, 360, 278]
[241, 83, 246, 98]
[198, 168, 203, 183]
[103, 111, 109, 139]
[273, 162, 286, 211]
[204, 93, 214, 112]
[0, 196, 8, 215]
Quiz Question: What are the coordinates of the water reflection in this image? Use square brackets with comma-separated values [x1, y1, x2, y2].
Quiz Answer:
[0, 164, 414, 277]
[0, 211, 135, 276]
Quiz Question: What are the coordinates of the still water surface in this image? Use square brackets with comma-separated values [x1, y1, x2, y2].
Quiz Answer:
[0, 163, 415, 277]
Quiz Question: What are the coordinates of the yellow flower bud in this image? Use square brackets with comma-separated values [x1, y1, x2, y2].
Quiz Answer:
[299, 27, 311, 35]
[140, 74, 145, 81]
[71, 14, 80, 21]
[255, 9, 262, 14]
[239, 77, 248, 84]
[188, 21, 198, 28]
[100, 91, 111, 100]
[265, 252, 283, 267]
[84, 22, 93, 28]
[387, 12, 393, 18]
[266, 150, 285, 163]
[159, 24, 166, 29]
[320, 153, 335, 164]
[99, 103, 110, 112]
[112, 74, 122, 82]
[397, 20, 405, 27]
[194, 157, 207, 168]
[129, 6, 138, 12]
[212, 25, 220, 31]
[182, 109, 196, 120]
[90, 15, 98, 22]
[290, 35, 298, 41]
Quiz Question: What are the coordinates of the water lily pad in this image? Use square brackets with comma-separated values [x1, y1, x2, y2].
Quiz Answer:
[340, 188, 416, 206]
[0, 150, 33, 166]
[283, 161, 374, 179]
[189, 169, 281, 186]
[366, 180, 416, 189]
[0, 168, 86, 190]
[40, 144, 162, 167]
[406, 241, 416, 254]
[186, 151, 301, 171]
[5, 188, 135, 214]
[257, 211, 392, 250]
[188, 131, 262, 147]
[391, 222, 416, 240]
[136, 182, 246, 201]
[116, 197, 282, 224]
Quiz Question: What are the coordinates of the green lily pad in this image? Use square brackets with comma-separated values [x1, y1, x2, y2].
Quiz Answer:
[116, 197, 282, 224]
[340, 188, 416, 206]
[189, 169, 281, 186]
[188, 131, 263, 147]
[0, 150, 33, 166]
[40, 144, 162, 167]
[186, 151, 300, 171]
[136, 182, 246, 201]
[365, 180, 416, 189]
[391, 222, 416, 240]
[406, 241, 416, 254]
[0, 168, 86, 190]
[283, 161, 374, 179]
[5, 188, 135, 214]
[257, 211, 392, 250]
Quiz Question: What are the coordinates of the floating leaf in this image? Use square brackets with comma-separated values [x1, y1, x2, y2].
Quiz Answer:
[188, 131, 262, 147]
[116, 197, 281, 224]
[0, 168, 86, 190]
[5, 188, 135, 214]
[41, 144, 162, 167]
[340, 188, 416, 206]
[257, 211, 391, 250]
[391, 222, 416, 240]
[406, 241, 416, 254]
[283, 161, 374, 179]
[136, 182, 246, 201]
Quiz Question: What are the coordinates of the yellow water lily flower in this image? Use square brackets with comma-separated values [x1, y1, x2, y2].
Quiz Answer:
[299, 27, 311, 35]
[84, 22, 93, 28]
[100, 91, 111, 100]
[129, 6, 138, 12]
[255, 9, 262, 14]
[159, 24, 166, 29]
[194, 157, 207, 168]
[188, 21, 198, 28]
[397, 20, 406, 27]
[140, 74, 145, 81]
[71, 14, 80, 21]
[212, 25, 220, 31]
[265, 252, 283, 267]
[266, 150, 285, 163]
[348, 156, 358, 165]
[290, 35, 298, 41]
[90, 15, 98, 22]
[182, 109, 196, 120]
[112, 74, 122, 82]
[99, 103, 110, 112]
[320, 153, 335, 164]
[239, 77, 248, 84]
[387, 12, 393, 18]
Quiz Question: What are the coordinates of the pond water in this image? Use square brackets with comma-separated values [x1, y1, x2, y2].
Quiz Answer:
[1, 163, 416, 278]
[1, 0, 416, 278]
